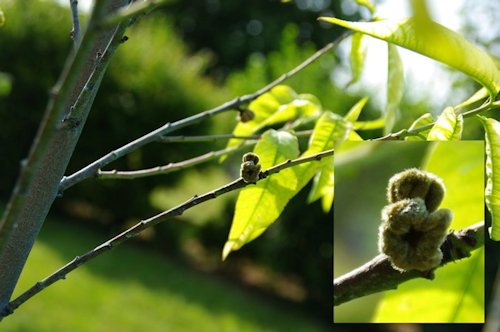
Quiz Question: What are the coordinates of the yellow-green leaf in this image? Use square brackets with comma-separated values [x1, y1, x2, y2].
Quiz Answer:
[0, 9, 4, 27]
[385, 44, 404, 134]
[348, 33, 368, 87]
[307, 158, 334, 213]
[454, 87, 489, 110]
[477, 116, 500, 240]
[427, 107, 463, 141]
[344, 97, 369, 122]
[223, 130, 299, 260]
[318, 17, 500, 97]
[347, 130, 364, 141]
[224, 85, 297, 154]
[353, 117, 385, 130]
[405, 113, 433, 141]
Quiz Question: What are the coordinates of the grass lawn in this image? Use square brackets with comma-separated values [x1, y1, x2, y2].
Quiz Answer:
[1, 217, 328, 331]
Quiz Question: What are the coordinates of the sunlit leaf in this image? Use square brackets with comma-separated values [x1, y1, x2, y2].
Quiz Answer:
[318, 17, 500, 97]
[0, 9, 4, 27]
[477, 116, 500, 240]
[348, 33, 368, 87]
[223, 130, 299, 259]
[307, 158, 334, 213]
[256, 96, 321, 130]
[224, 85, 297, 154]
[374, 142, 484, 322]
[344, 97, 369, 122]
[427, 107, 463, 141]
[385, 44, 404, 134]
[353, 117, 385, 130]
[405, 113, 433, 141]
[347, 130, 364, 141]
[453, 87, 489, 110]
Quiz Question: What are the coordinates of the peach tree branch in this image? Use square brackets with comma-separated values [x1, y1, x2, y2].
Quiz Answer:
[1, 148, 334, 318]
[0, 0, 130, 312]
[69, 0, 81, 46]
[58, 32, 350, 192]
[334, 221, 484, 307]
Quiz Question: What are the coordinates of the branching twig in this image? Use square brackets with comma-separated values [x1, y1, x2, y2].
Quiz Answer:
[99, 131, 313, 180]
[1, 148, 334, 318]
[333, 221, 484, 307]
[69, 0, 81, 47]
[59, 32, 350, 192]
[372, 100, 500, 141]
[98, 144, 251, 179]
[159, 130, 312, 143]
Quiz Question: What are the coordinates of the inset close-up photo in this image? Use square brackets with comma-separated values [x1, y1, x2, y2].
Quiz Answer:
[334, 141, 485, 323]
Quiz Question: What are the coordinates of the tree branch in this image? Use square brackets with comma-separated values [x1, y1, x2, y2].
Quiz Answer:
[69, 0, 81, 47]
[159, 130, 312, 143]
[100, 0, 170, 27]
[1, 148, 334, 318]
[334, 221, 484, 306]
[58, 32, 350, 192]
[0, 0, 130, 312]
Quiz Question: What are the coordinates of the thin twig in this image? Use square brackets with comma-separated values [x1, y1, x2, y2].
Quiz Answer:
[69, 0, 81, 47]
[334, 221, 484, 307]
[2, 148, 334, 318]
[58, 33, 350, 192]
[372, 100, 500, 141]
[99, 131, 313, 180]
[98, 144, 251, 179]
[159, 130, 312, 143]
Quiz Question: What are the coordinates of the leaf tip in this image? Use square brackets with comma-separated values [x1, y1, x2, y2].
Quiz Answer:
[222, 241, 235, 261]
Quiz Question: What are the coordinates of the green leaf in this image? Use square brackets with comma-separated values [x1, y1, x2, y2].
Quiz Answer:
[318, 17, 500, 97]
[348, 33, 368, 87]
[256, 95, 321, 130]
[0, 9, 4, 27]
[355, 0, 375, 14]
[353, 117, 385, 130]
[307, 158, 334, 213]
[385, 44, 404, 134]
[374, 141, 485, 322]
[453, 87, 489, 110]
[347, 130, 364, 141]
[405, 113, 433, 141]
[477, 116, 500, 240]
[225, 85, 297, 153]
[223, 130, 300, 259]
[344, 97, 369, 122]
[427, 107, 463, 141]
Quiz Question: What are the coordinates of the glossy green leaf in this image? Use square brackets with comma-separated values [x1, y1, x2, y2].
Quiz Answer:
[405, 113, 433, 141]
[256, 95, 321, 130]
[477, 116, 500, 240]
[353, 117, 385, 130]
[348, 33, 368, 87]
[355, 0, 375, 14]
[318, 17, 500, 97]
[225, 85, 297, 153]
[347, 130, 364, 141]
[374, 142, 484, 322]
[427, 107, 463, 141]
[344, 97, 369, 122]
[385, 44, 404, 134]
[454, 87, 489, 110]
[307, 157, 334, 213]
[223, 130, 299, 259]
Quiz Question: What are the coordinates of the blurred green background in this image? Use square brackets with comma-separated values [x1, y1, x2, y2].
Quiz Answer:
[0, 0, 499, 330]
